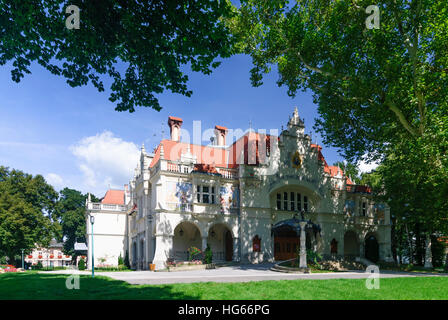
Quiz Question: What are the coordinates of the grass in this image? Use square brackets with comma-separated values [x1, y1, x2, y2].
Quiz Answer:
[0, 272, 448, 300]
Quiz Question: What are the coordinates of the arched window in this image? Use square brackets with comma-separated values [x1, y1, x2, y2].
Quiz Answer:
[253, 235, 261, 252]
[331, 239, 338, 254]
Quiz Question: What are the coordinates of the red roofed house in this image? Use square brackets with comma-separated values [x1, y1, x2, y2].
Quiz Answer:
[86, 107, 392, 270]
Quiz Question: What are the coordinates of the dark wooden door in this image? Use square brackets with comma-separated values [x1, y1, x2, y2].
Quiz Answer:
[225, 231, 233, 261]
[274, 237, 299, 261]
[365, 236, 379, 262]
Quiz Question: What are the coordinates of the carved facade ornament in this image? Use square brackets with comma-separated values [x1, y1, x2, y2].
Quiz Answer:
[291, 150, 303, 169]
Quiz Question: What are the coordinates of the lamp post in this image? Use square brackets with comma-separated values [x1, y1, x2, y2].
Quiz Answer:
[90, 215, 95, 277]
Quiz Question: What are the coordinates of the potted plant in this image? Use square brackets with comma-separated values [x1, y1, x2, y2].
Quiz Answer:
[50, 255, 54, 259]
[28, 255, 33, 259]
[149, 263, 156, 271]
[38, 255, 43, 259]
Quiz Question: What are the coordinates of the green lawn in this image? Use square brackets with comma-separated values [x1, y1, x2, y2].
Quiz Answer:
[0, 272, 447, 300]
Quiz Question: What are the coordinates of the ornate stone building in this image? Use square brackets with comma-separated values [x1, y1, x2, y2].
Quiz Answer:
[86, 108, 393, 270]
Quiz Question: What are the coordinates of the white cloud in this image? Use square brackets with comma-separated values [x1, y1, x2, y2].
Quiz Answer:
[357, 158, 380, 174]
[70, 131, 139, 195]
[45, 173, 64, 189]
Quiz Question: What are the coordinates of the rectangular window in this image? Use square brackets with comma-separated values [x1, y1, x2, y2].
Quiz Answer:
[362, 202, 367, 216]
[197, 185, 215, 204]
[297, 193, 302, 211]
[277, 193, 281, 210]
[303, 196, 308, 212]
[290, 192, 295, 211]
[283, 192, 288, 211]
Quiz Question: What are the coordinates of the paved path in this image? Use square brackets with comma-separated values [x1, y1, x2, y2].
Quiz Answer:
[41, 264, 447, 285]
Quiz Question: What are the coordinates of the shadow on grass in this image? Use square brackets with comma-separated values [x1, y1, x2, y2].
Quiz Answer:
[0, 273, 200, 300]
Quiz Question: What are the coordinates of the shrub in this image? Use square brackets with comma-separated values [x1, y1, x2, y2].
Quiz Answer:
[305, 249, 322, 267]
[187, 246, 202, 261]
[33, 261, 43, 270]
[203, 245, 213, 264]
[78, 258, 86, 270]
[124, 250, 130, 269]
[118, 253, 124, 266]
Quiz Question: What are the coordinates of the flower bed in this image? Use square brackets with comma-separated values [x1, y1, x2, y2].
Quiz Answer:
[0, 265, 18, 273]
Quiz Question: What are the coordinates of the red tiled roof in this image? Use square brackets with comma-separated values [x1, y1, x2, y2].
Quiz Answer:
[150, 140, 228, 168]
[193, 164, 220, 174]
[101, 190, 125, 205]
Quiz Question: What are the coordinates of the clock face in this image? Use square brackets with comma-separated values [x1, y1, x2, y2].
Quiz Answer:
[291, 151, 303, 169]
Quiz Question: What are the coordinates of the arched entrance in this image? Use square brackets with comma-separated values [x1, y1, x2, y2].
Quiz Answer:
[173, 221, 201, 261]
[365, 235, 379, 263]
[344, 231, 359, 259]
[208, 224, 233, 262]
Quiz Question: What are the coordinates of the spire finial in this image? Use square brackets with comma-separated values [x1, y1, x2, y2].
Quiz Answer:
[160, 143, 165, 159]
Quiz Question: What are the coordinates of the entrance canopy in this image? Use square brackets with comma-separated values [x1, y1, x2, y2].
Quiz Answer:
[271, 216, 321, 237]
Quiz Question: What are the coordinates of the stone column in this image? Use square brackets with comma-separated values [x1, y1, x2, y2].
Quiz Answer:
[233, 237, 240, 262]
[299, 221, 308, 269]
[152, 234, 173, 270]
[202, 236, 208, 252]
[424, 234, 433, 268]
[359, 242, 365, 259]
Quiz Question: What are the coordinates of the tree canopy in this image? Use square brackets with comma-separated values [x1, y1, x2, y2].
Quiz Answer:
[0, 167, 58, 264]
[1, 0, 235, 112]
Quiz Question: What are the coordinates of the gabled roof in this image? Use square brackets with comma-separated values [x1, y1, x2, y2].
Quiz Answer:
[101, 189, 125, 205]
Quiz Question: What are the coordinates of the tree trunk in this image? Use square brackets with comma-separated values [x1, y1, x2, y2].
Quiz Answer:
[424, 234, 433, 268]
[405, 223, 413, 264]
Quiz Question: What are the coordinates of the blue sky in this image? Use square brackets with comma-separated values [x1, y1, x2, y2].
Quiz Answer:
[0, 53, 350, 196]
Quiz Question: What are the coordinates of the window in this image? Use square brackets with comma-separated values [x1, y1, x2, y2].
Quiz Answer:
[303, 196, 308, 212]
[276, 193, 281, 210]
[290, 192, 295, 211]
[283, 192, 288, 211]
[297, 193, 302, 211]
[331, 239, 338, 254]
[197, 185, 216, 204]
[253, 235, 261, 252]
[362, 202, 367, 216]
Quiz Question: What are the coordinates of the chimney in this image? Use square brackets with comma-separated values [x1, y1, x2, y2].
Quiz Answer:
[168, 116, 183, 142]
[214, 125, 228, 146]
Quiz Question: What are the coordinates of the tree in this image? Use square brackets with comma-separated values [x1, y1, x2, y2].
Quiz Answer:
[54, 188, 98, 262]
[0, 167, 58, 265]
[1, 0, 235, 112]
